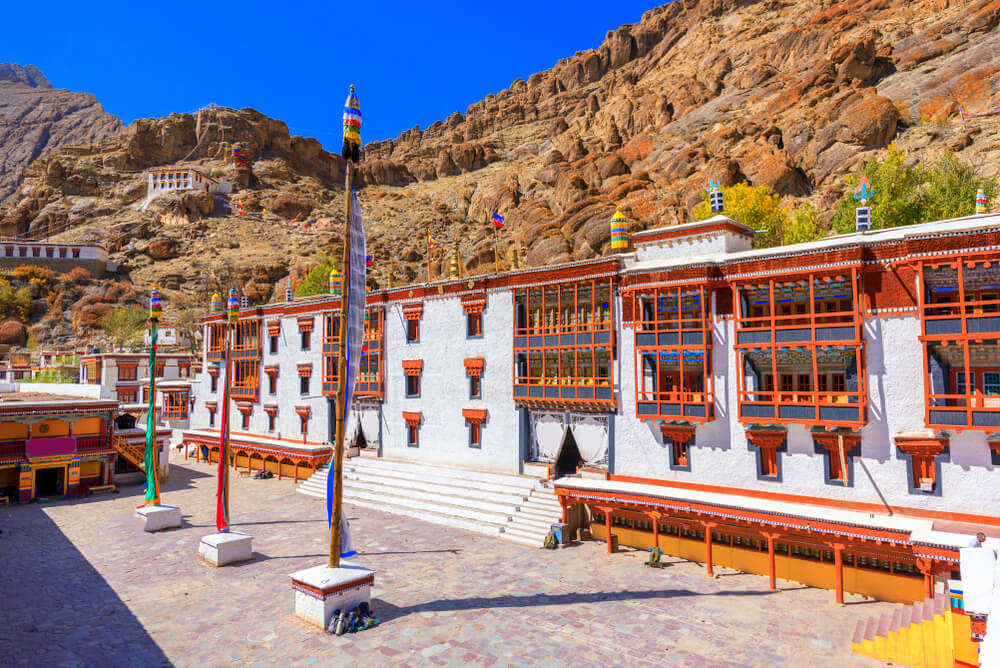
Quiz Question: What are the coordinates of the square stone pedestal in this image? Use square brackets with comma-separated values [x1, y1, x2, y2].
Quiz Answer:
[290, 562, 375, 630]
[199, 531, 253, 566]
[136, 504, 182, 532]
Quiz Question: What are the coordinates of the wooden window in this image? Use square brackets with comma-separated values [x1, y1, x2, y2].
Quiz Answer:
[209, 411, 215, 428]
[267, 413, 275, 432]
[301, 330, 311, 350]
[797, 374, 811, 392]
[466, 312, 482, 338]
[406, 375, 420, 397]
[780, 374, 793, 393]
[672, 440, 688, 467]
[118, 365, 137, 381]
[72, 248, 80, 258]
[241, 412, 250, 430]
[469, 421, 481, 448]
[269, 335, 278, 354]
[469, 375, 481, 399]
[154, 363, 164, 378]
[210, 373, 218, 393]
[300, 375, 309, 395]
[406, 319, 419, 343]
[760, 447, 778, 477]
[268, 375, 277, 395]
[831, 374, 845, 392]
[407, 423, 418, 447]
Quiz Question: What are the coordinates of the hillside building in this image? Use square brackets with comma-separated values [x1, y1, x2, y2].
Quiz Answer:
[183, 210, 1000, 605]
[141, 167, 231, 211]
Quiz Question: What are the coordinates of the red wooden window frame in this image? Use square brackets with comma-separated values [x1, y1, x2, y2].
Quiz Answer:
[230, 320, 262, 402]
[322, 307, 385, 399]
[630, 285, 713, 424]
[403, 411, 421, 447]
[733, 269, 866, 429]
[206, 323, 226, 362]
[919, 258, 1000, 431]
[161, 390, 188, 420]
[118, 363, 138, 381]
[512, 278, 615, 410]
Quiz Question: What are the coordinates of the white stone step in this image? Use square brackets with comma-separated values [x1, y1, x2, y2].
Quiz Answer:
[502, 525, 549, 543]
[499, 532, 543, 548]
[342, 495, 504, 536]
[342, 487, 513, 525]
[522, 500, 562, 514]
[345, 461, 535, 496]
[342, 478, 519, 515]
[515, 503, 561, 519]
[343, 469, 528, 505]
[510, 515, 559, 531]
[347, 457, 538, 490]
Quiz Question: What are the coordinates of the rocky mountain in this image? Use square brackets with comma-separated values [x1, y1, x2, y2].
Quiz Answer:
[0, 64, 122, 203]
[1, 0, 1000, 349]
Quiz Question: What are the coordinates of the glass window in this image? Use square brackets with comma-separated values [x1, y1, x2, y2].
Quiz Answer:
[300, 375, 309, 395]
[406, 320, 419, 343]
[985, 372, 1000, 395]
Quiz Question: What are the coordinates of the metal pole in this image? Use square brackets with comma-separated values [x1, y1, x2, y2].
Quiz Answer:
[329, 162, 353, 569]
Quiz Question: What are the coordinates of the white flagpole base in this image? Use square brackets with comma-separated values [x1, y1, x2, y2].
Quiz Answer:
[136, 504, 182, 532]
[290, 562, 375, 630]
[199, 531, 253, 566]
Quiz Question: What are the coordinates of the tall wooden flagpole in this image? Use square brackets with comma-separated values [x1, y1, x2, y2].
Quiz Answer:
[328, 162, 352, 569]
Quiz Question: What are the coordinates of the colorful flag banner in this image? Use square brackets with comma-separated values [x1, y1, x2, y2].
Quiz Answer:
[141, 314, 160, 506]
[493, 212, 504, 230]
[327, 189, 366, 558]
[342, 86, 362, 162]
[427, 227, 436, 248]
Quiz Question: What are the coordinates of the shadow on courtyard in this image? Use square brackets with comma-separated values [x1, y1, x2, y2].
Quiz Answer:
[371, 587, 778, 623]
[0, 505, 170, 665]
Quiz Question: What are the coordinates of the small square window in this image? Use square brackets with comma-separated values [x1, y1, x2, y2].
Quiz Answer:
[406, 320, 419, 343]
[407, 423, 419, 447]
[469, 375, 481, 399]
[301, 330, 311, 350]
[406, 375, 420, 397]
[985, 372, 1000, 396]
[466, 312, 482, 338]
[300, 375, 309, 395]
[72, 249, 80, 258]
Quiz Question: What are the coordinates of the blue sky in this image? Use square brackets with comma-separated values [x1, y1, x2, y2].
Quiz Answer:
[7, 1, 662, 150]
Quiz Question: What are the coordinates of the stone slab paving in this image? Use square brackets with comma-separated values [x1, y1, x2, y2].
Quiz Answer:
[0, 460, 891, 666]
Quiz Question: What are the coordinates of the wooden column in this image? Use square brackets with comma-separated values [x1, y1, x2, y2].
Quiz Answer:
[651, 514, 660, 553]
[833, 543, 845, 604]
[762, 532, 779, 590]
[605, 508, 613, 554]
[293, 461, 299, 483]
[702, 522, 717, 577]
[917, 558, 934, 600]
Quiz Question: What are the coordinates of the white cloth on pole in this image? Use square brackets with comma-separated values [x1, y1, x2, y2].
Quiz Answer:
[344, 190, 367, 414]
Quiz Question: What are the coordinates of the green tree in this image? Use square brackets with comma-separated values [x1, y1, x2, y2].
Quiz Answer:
[784, 203, 827, 245]
[102, 305, 147, 350]
[831, 146, 926, 234]
[172, 291, 207, 353]
[0, 280, 32, 321]
[693, 182, 788, 248]
[922, 151, 998, 222]
[295, 254, 341, 297]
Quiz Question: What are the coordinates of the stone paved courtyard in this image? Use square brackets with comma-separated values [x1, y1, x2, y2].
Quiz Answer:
[0, 460, 892, 666]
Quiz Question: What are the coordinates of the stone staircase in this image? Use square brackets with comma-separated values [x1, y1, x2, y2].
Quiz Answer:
[297, 457, 562, 547]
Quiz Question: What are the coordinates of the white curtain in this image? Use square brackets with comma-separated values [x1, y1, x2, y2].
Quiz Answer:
[570, 415, 609, 467]
[344, 411, 361, 445]
[530, 412, 565, 462]
[360, 408, 380, 448]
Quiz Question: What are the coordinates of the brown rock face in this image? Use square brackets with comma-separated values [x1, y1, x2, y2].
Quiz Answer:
[0, 319, 26, 346]
[0, 64, 122, 203]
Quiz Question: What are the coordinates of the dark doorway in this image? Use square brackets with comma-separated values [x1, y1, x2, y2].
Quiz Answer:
[556, 429, 582, 477]
[35, 467, 64, 497]
[353, 426, 369, 449]
[115, 413, 137, 430]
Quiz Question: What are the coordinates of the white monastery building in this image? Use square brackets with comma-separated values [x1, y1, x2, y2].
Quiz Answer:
[183, 209, 1000, 608]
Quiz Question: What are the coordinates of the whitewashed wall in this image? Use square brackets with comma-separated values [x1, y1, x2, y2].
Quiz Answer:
[379, 290, 520, 472]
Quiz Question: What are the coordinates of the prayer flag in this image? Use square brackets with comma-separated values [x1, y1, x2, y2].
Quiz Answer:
[365, 254, 373, 267]
[492, 212, 504, 229]
[327, 188, 366, 559]
[427, 227, 436, 248]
